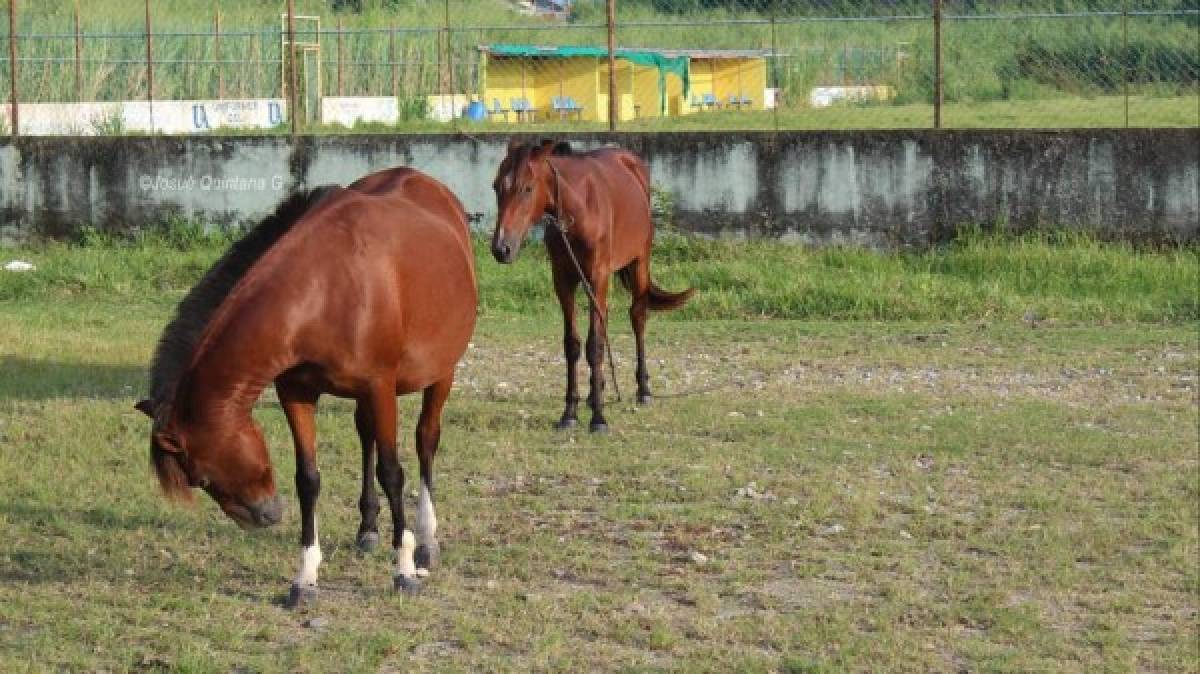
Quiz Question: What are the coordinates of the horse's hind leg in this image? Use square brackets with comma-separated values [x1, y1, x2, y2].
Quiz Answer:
[414, 377, 452, 575]
[585, 274, 612, 433]
[280, 386, 322, 610]
[624, 259, 653, 405]
[353, 403, 381, 552]
[366, 383, 421, 595]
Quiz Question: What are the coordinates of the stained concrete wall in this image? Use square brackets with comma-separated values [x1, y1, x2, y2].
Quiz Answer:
[1, 130, 1196, 246]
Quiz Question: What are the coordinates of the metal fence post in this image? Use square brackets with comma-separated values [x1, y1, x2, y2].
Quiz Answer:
[1122, 0, 1129, 128]
[769, 6, 779, 134]
[606, 0, 616, 132]
[7, 0, 15, 138]
[145, 0, 154, 132]
[390, 25, 397, 99]
[933, 0, 943, 129]
[337, 17, 343, 97]
[437, 4, 445, 122]
[286, 0, 297, 135]
[444, 0, 455, 130]
[215, 7, 224, 99]
[75, 1, 83, 102]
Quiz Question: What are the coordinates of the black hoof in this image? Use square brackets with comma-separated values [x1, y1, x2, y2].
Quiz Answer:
[356, 531, 379, 553]
[394, 575, 423, 596]
[637, 393, 653, 406]
[415, 542, 441, 572]
[590, 421, 609, 434]
[285, 583, 318, 610]
[555, 417, 579, 431]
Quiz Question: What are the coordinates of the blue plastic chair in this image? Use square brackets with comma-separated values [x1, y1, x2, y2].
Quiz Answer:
[511, 97, 535, 122]
[489, 98, 509, 122]
[565, 97, 584, 119]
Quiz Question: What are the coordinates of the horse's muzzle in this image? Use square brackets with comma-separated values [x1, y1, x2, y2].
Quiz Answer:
[234, 494, 284, 529]
[491, 238, 516, 264]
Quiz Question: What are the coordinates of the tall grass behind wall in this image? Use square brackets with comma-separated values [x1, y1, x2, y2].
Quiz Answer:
[1, 0, 1194, 118]
[2, 226, 1196, 323]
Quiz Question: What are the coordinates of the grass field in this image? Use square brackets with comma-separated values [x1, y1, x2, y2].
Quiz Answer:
[0, 234, 1197, 672]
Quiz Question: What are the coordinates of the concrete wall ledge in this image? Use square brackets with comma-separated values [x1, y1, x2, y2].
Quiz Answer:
[2, 130, 1196, 247]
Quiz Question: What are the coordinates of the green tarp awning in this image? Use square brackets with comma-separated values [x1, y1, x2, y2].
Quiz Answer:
[485, 44, 690, 115]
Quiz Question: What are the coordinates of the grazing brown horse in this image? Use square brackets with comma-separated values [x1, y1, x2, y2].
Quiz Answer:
[491, 139, 694, 432]
[135, 167, 477, 607]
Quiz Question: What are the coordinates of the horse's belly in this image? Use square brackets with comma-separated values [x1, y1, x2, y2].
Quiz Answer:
[392, 317, 475, 394]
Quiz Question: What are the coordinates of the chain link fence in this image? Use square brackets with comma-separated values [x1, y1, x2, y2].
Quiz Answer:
[1, 1, 1195, 135]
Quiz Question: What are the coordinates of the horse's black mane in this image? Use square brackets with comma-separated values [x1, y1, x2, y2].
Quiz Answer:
[147, 185, 339, 423]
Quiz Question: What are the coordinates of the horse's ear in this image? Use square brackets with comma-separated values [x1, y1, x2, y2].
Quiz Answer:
[135, 399, 154, 417]
[506, 137, 524, 155]
[551, 141, 572, 156]
[531, 138, 559, 160]
[153, 430, 184, 455]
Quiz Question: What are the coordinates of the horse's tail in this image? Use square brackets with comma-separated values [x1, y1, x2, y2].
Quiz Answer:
[647, 280, 696, 311]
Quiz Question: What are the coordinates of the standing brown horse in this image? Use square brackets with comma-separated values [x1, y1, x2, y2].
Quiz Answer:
[135, 167, 477, 607]
[491, 139, 694, 432]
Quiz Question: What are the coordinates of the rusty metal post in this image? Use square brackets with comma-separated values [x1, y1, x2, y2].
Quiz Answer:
[145, 0, 154, 131]
[1122, 0, 1129, 128]
[7, 0, 16, 137]
[390, 25, 397, 98]
[436, 14, 444, 115]
[769, 7, 779, 133]
[286, 0, 298, 134]
[215, 7, 224, 99]
[606, 0, 617, 131]
[337, 17, 343, 97]
[75, 1, 83, 102]
[444, 0, 454, 126]
[933, 0, 943, 129]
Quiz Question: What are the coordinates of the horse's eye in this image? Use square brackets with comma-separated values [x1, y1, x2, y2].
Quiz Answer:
[523, 185, 533, 194]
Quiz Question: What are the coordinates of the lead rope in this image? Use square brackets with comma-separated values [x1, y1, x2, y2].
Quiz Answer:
[548, 161, 622, 403]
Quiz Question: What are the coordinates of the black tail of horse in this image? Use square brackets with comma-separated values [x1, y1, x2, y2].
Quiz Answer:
[619, 267, 695, 312]
[647, 281, 695, 311]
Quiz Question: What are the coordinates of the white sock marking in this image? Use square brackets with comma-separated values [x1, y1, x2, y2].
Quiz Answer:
[416, 484, 437, 546]
[294, 519, 322, 587]
[394, 529, 417, 578]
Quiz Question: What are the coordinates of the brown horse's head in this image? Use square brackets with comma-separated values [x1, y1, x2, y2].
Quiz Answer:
[491, 138, 570, 264]
[136, 399, 283, 529]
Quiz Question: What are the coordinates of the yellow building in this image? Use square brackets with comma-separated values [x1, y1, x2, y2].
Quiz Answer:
[477, 44, 769, 123]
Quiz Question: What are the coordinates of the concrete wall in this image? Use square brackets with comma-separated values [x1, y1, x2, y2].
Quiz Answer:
[1, 130, 1196, 246]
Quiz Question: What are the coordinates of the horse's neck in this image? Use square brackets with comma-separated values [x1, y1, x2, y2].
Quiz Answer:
[552, 166, 590, 225]
[182, 310, 293, 425]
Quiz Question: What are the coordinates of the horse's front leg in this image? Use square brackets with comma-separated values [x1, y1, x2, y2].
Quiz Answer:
[279, 386, 322, 610]
[552, 262, 582, 430]
[585, 274, 611, 433]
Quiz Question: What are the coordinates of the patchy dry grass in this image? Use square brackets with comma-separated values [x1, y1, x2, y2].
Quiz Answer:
[0, 291, 1196, 672]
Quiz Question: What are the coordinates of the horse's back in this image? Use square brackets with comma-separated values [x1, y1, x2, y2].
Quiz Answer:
[262, 170, 476, 394]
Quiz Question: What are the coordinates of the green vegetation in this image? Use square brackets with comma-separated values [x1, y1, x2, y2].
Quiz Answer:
[4, 0, 1196, 129]
[0, 230, 1196, 671]
[3, 228, 1196, 323]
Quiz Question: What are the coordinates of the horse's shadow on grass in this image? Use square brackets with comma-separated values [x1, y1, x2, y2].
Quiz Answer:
[0, 496, 300, 599]
[0, 356, 146, 402]
[0, 501, 192, 583]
